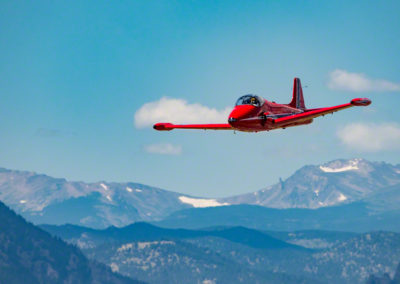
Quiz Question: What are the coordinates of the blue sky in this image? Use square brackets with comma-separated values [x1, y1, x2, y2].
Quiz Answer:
[1, 1, 400, 197]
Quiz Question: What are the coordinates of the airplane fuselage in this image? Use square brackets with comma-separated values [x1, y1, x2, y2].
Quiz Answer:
[227, 99, 310, 132]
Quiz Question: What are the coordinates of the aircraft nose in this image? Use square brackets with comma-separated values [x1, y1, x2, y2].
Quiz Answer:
[229, 105, 255, 119]
[228, 105, 257, 126]
[228, 116, 239, 127]
[228, 113, 239, 126]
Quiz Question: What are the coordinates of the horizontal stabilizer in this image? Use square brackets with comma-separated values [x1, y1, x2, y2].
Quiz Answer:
[272, 98, 371, 126]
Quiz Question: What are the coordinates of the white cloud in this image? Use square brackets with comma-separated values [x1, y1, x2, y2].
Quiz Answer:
[328, 69, 400, 92]
[134, 97, 231, 128]
[337, 123, 400, 151]
[144, 143, 182, 155]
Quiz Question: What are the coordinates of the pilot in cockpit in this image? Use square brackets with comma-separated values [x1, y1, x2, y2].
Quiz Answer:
[236, 95, 264, 107]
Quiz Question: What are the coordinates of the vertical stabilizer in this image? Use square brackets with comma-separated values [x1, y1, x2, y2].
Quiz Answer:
[289, 78, 306, 110]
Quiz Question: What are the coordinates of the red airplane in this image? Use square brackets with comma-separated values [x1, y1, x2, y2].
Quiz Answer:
[154, 78, 371, 132]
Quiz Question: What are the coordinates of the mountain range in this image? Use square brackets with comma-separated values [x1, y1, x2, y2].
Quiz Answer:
[0, 167, 194, 228]
[41, 222, 400, 284]
[1, 158, 400, 283]
[1, 158, 399, 230]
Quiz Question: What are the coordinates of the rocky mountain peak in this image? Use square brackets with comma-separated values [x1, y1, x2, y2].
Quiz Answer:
[221, 158, 400, 209]
[319, 158, 364, 173]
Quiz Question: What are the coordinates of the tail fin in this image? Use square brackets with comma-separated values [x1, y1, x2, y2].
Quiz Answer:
[289, 78, 306, 110]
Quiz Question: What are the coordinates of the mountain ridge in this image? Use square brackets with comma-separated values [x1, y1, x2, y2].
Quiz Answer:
[219, 158, 400, 209]
[155, 203, 400, 232]
[41, 221, 303, 251]
[1, 158, 399, 228]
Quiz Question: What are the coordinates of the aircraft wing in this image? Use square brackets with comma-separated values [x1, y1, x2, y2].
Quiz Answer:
[271, 98, 371, 127]
[153, 123, 233, 131]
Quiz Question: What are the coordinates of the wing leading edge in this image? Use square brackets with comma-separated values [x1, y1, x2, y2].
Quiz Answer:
[270, 98, 371, 127]
[153, 123, 233, 131]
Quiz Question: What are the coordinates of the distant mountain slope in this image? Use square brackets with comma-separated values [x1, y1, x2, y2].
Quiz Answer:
[41, 223, 400, 284]
[367, 262, 400, 284]
[189, 231, 400, 284]
[264, 230, 358, 249]
[41, 223, 317, 284]
[41, 222, 301, 250]
[220, 158, 400, 209]
[311, 231, 400, 283]
[155, 203, 400, 232]
[0, 168, 201, 228]
[85, 239, 314, 284]
[0, 200, 141, 284]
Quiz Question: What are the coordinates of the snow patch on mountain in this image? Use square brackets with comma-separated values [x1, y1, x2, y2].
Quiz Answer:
[126, 187, 133, 192]
[320, 159, 360, 173]
[100, 183, 108, 190]
[338, 193, 348, 202]
[179, 196, 229, 208]
[320, 165, 358, 173]
[19, 200, 27, 204]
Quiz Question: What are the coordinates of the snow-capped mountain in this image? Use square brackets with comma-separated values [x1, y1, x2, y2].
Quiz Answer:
[219, 158, 400, 209]
[0, 158, 399, 228]
[0, 168, 227, 228]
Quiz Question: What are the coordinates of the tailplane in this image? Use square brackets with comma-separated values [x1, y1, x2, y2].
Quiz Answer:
[288, 77, 306, 110]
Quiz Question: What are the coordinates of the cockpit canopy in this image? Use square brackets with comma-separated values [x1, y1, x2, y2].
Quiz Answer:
[235, 95, 264, 107]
